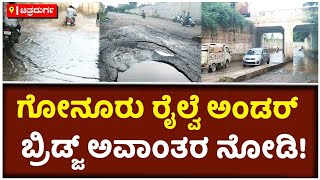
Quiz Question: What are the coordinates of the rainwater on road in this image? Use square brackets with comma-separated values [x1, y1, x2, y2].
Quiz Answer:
[3, 13, 99, 82]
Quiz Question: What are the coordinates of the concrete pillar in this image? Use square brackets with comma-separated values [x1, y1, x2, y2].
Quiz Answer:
[283, 25, 294, 60]
[311, 31, 318, 52]
[253, 29, 262, 47]
[253, 30, 258, 47]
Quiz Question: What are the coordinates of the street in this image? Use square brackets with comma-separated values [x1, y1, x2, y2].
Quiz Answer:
[202, 48, 318, 83]
[202, 50, 285, 82]
[99, 12, 201, 82]
[245, 48, 318, 83]
[3, 13, 99, 82]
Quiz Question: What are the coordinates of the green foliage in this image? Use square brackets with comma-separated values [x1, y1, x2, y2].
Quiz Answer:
[202, 2, 252, 32]
[113, 2, 138, 13]
[99, 11, 108, 21]
[106, 6, 114, 12]
[129, 2, 138, 9]
[303, 2, 318, 6]
[97, 5, 108, 22]
[303, 2, 318, 30]
[294, 32, 310, 42]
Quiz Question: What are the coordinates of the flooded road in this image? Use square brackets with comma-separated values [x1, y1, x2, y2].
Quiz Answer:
[245, 48, 318, 83]
[3, 13, 99, 82]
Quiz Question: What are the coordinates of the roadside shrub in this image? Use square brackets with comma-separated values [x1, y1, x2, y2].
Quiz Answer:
[202, 3, 253, 32]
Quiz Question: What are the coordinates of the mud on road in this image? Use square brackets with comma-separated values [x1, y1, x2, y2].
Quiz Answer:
[99, 12, 201, 82]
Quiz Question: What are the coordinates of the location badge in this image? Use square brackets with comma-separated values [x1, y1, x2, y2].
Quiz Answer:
[9, 6, 14, 14]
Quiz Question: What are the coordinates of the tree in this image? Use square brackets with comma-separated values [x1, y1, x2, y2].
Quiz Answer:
[129, 2, 138, 9]
[294, 32, 310, 42]
[106, 6, 114, 12]
[271, 33, 274, 39]
[202, 2, 252, 32]
[303, 2, 318, 30]
[114, 3, 138, 13]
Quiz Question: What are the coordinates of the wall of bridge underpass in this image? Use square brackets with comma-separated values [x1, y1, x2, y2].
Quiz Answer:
[202, 27, 254, 61]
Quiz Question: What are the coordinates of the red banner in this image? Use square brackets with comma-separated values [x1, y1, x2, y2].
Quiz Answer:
[6, 4, 58, 19]
[3, 84, 318, 178]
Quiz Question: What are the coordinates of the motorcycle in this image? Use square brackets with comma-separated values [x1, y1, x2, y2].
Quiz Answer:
[181, 17, 195, 27]
[3, 23, 20, 50]
[142, 13, 146, 19]
[172, 15, 183, 23]
[65, 16, 76, 26]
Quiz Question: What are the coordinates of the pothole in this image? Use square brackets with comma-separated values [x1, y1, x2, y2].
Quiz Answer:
[117, 61, 191, 82]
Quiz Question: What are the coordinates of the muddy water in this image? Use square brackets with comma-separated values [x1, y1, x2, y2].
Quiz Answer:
[117, 61, 191, 82]
[99, 24, 201, 82]
[246, 48, 318, 83]
[3, 13, 99, 82]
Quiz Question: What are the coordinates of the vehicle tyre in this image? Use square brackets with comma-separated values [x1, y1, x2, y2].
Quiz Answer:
[243, 64, 246, 67]
[210, 64, 217, 72]
[259, 59, 263, 65]
[191, 23, 195, 27]
[3, 42, 12, 52]
[224, 60, 229, 68]
[267, 58, 270, 64]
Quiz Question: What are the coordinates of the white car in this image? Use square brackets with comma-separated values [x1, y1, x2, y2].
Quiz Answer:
[243, 48, 270, 66]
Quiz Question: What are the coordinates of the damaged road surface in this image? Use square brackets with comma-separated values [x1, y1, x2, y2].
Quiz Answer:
[3, 14, 99, 82]
[99, 12, 201, 82]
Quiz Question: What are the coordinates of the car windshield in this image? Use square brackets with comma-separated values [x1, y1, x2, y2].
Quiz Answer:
[246, 49, 262, 55]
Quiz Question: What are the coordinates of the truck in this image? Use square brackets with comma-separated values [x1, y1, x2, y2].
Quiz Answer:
[201, 43, 232, 73]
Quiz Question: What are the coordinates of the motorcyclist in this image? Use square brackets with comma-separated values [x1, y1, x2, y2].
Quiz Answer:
[182, 10, 186, 19]
[141, 10, 146, 18]
[3, 2, 22, 43]
[184, 12, 191, 25]
[66, 5, 77, 23]
[275, 46, 279, 52]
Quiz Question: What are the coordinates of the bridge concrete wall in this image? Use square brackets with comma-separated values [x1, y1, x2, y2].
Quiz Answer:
[58, 2, 100, 15]
[126, 2, 201, 22]
[304, 31, 319, 59]
[249, 7, 318, 60]
[248, 8, 313, 24]
[202, 28, 254, 60]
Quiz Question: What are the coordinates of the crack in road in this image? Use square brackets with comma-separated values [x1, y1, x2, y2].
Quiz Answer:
[136, 41, 178, 55]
